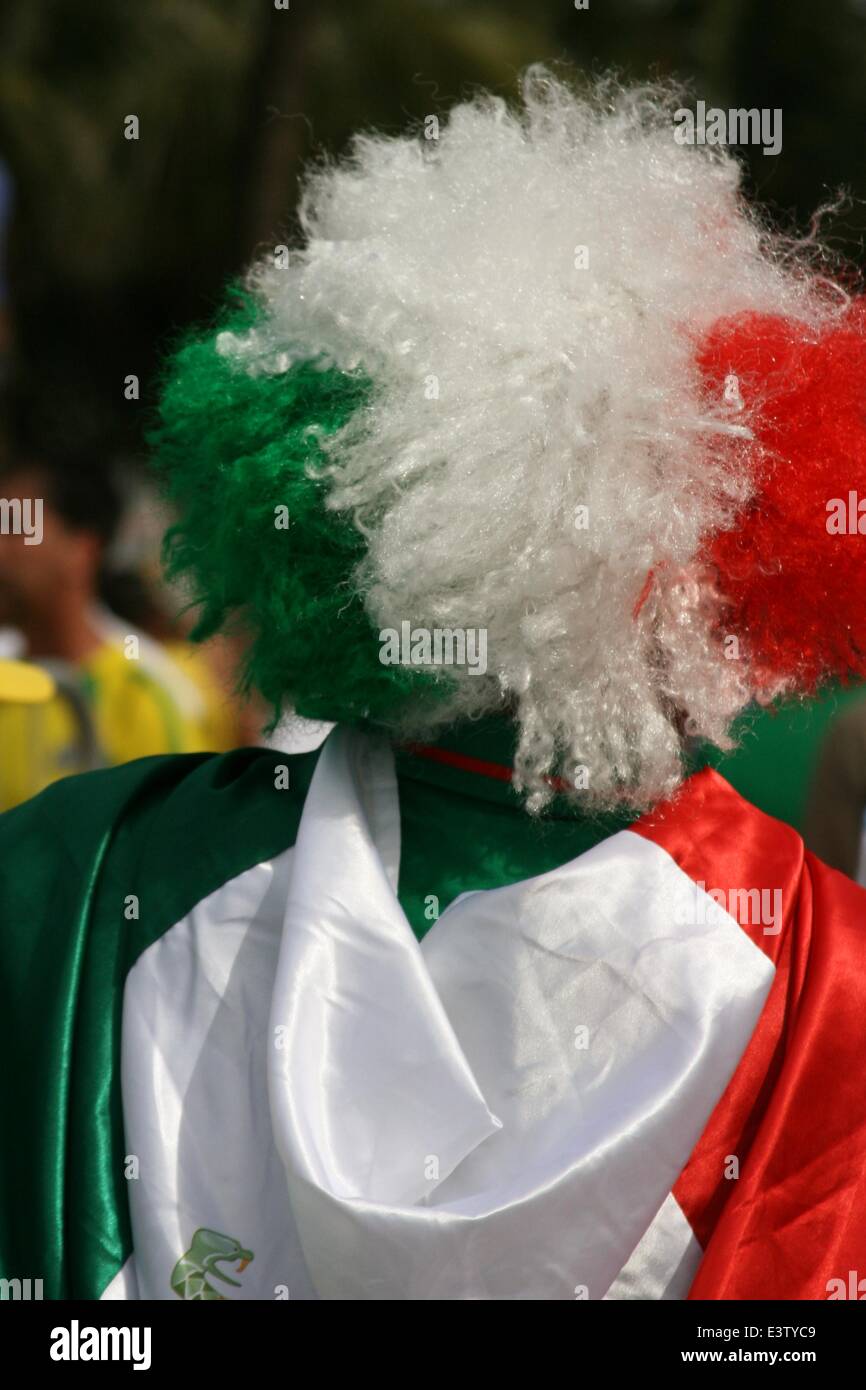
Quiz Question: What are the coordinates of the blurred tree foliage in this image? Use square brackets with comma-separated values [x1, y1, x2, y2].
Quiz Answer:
[1, 0, 865, 460]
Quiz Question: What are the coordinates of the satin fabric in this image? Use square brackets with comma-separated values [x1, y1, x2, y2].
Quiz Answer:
[121, 845, 322, 1301]
[5, 722, 866, 1300]
[635, 775, 866, 1299]
[0, 746, 320, 1298]
[268, 728, 773, 1299]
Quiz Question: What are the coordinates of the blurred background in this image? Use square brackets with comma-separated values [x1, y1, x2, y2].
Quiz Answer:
[1, 0, 865, 871]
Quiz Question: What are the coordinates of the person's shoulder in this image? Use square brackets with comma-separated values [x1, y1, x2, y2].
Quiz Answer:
[633, 765, 807, 896]
[0, 742, 323, 910]
[8, 738, 320, 811]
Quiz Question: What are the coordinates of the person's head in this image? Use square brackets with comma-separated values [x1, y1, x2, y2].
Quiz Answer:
[152, 70, 866, 811]
[0, 455, 121, 631]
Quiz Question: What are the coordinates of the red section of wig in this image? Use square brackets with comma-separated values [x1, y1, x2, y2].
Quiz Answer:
[697, 300, 866, 692]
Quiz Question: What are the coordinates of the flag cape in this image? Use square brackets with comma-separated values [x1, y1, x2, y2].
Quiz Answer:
[1, 726, 865, 1299]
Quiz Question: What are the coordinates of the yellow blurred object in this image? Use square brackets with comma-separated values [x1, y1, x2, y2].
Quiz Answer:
[0, 639, 240, 812]
[165, 641, 245, 753]
[0, 659, 55, 704]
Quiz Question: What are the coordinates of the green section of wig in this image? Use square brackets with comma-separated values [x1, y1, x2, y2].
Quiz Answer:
[150, 288, 448, 728]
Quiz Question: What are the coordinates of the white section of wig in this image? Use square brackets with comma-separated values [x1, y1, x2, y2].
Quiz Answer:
[219, 69, 842, 810]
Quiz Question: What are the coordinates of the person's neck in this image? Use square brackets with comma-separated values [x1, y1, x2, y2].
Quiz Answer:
[23, 601, 103, 665]
[392, 711, 636, 825]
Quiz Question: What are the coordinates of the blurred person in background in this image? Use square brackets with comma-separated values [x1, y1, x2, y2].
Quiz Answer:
[803, 692, 866, 883]
[0, 160, 12, 385]
[100, 475, 266, 751]
[0, 450, 239, 808]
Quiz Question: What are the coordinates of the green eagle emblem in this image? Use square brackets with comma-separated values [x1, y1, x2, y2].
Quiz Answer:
[171, 1228, 254, 1300]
